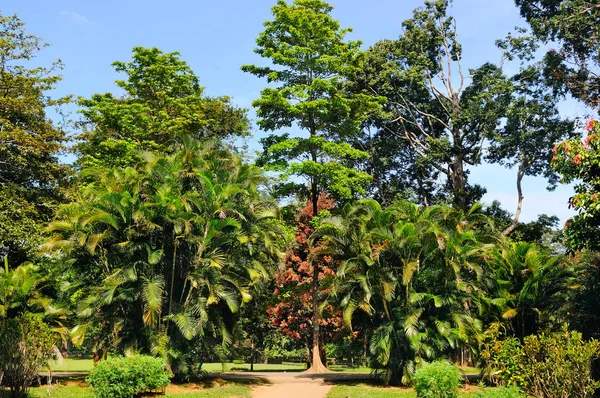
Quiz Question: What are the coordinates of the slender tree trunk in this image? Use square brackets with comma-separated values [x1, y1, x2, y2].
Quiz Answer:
[362, 333, 368, 367]
[306, 161, 328, 373]
[450, 153, 467, 211]
[503, 157, 525, 236]
[250, 338, 255, 371]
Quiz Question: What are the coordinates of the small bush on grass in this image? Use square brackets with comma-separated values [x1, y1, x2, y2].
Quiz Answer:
[488, 326, 600, 398]
[87, 355, 170, 398]
[414, 361, 461, 398]
[0, 315, 57, 398]
[475, 385, 525, 398]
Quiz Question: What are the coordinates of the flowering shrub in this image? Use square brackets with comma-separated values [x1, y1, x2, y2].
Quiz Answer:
[488, 327, 600, 398]
[87, 355, 170, 398]
[552, 119, 600, 250]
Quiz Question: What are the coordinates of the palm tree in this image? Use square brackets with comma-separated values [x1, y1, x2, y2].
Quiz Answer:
[483, 242, 573, 339]
[45, 137, 285, 370]
[314, 200, 494, 385]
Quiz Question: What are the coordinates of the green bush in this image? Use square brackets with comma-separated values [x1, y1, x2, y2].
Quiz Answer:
[232, 359, 245, 365]
[0, 315, 57, 397]
[87, 355, 170, 398]
[489, 326, 600, 398]
[414, 361, 461, 398]
[475, 386, 525, 398]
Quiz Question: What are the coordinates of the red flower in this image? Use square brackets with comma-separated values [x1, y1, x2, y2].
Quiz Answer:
[587, 119, 596, 132]
[574, 154, 582, 165]
[553, 145, 558, 153]
[564, 220, 569, 228]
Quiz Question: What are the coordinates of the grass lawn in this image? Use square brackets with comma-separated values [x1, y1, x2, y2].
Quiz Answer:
[49, 358, 94, 372]
[326, 384, 502, 398]
[29, 381, 252, 397]
[49, 358, 308, 373]
[202, 362, 306, 372]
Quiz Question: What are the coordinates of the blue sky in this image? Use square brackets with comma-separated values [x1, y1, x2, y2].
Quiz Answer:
[5, 0, 589, 223]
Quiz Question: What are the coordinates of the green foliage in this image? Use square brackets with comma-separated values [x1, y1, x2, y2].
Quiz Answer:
[46, 137, 285, 372]
[0, 315, 57, 397]
[243, 0, 381, 202]
[315, 200, 494, 385]
[474, 386, 525, 398]
[77, 47, 249, 171]
[481, 242, 574, 339]
[87, 355, 170, 398]
[552, 120, 600, 251]
[352, 1, 510, 210]
[488, 327, 600, 398]
[0, 12, 71, 264]
[516, 0, 600, 109]
[413, 361, 461, 398]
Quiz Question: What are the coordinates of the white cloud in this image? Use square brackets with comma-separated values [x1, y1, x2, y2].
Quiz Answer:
[60, 11, 91, 25]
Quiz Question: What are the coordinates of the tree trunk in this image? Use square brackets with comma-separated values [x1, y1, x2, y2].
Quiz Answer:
[450, 154, 468, 211]
[503, 159, 525, 236]
[306, 253, 329, 372]
[250, 339, 255, 371]
[362, 333, 368, 367]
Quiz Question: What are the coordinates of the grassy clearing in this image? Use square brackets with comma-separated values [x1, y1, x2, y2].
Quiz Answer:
[202, 362, 306, 372]
[28, 381, 252, 397]
[49, 358, 307, 373]
[326, 384, 503, 398]
[49, 358, 94, 372]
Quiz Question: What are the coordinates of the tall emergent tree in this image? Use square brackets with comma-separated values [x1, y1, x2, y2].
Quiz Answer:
[76, 47, 250, 171]
[353, 0, 510, 210]
[516, 0, 600, 110]
[0, 13, 71, 265]
[486, 35, 575, 234]
[242, 0, 380, 371]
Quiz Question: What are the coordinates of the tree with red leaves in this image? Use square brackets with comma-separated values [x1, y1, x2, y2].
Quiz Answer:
[267, 193, 347, 367]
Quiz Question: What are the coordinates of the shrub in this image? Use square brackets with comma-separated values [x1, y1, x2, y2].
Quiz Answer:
[475, 386, 525, 398]
[87, 355, 170, 398]
[489, 326, 600, 398]
[414, 361, 461, 398]
[0, 315, 57, 397]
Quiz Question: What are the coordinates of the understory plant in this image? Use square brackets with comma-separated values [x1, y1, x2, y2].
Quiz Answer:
[87, 355, 170, 398]
[0, 315, 57, 398]
[488, 326, 600, 398]
[414, 361, 461, 398]
[475, 385, 525, 398]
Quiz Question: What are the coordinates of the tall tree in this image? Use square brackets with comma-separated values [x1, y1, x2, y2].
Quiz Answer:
[0, 13, 71, 265]
[486, 61, 575, 234]
[353, 0, 510, 210]
[516, 0, 600, 110]
[242, 0, 380, 371]
[349, 40, 442, 206]
[76, 47, 250, 171]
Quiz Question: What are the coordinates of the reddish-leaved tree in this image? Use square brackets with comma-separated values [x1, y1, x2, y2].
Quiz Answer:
[267, 193, 349, 367]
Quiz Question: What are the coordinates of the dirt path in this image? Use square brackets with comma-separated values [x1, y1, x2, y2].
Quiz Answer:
[251, 381, 331, 398]
[206, 372, 373, 398]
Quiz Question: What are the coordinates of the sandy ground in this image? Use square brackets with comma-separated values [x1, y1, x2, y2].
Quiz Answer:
[205, 372, 373, 398]
[251, 381, 332, 398]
